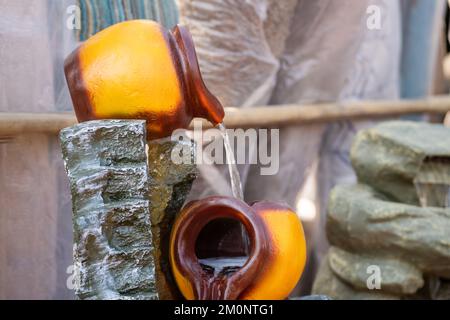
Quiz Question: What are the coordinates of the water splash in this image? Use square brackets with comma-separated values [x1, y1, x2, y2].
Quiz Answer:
[199, 256, 248, 277]
[197, 256, 248, 300]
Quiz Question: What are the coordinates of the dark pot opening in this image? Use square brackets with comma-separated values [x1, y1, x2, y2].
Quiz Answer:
[195, 217, 249, 277]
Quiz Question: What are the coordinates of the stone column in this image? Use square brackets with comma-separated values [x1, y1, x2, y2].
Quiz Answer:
[61, 120, 197, 299]
[60, 120, 157, 300]
[147, 138, 197, 299]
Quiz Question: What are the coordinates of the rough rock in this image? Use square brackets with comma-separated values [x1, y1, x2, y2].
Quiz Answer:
[60, 120, 157, 300]
[328, 246, 424, 295]
[327, 184, 450, 278]
[312, 254, 400, 300]
[351, 121, 450, 205]
[315, 121, 450, 300]
[147, 138, 197, 299]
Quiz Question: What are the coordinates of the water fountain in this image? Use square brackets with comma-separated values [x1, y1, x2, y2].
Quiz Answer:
[61, 20, 307, 300]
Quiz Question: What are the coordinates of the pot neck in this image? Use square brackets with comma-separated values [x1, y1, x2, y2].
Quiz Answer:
[168, 25, 225, 125]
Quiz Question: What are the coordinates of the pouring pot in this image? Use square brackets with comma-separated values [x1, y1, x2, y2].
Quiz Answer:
[64, 20, 224, 139]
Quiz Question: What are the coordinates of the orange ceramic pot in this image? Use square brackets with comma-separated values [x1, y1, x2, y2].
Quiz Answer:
[169, 196, 307, 300]
[64, 20, 224, 139]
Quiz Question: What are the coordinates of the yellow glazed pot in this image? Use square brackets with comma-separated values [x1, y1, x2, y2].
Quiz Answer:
[64, 20, 224, 139]
[169, 196, 307, 300]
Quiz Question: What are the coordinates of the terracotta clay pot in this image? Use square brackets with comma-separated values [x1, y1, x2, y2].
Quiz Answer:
[64, 20, 224, 139]
[170, 196, 307, 300]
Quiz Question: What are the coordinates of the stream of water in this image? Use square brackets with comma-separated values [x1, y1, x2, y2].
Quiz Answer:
[217, 123, 249, 254]
[217, 123, 244, 200]
[197, 256, 248, 299]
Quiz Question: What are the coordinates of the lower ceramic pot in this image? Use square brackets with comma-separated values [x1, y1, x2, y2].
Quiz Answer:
[169, 196, 306, 300]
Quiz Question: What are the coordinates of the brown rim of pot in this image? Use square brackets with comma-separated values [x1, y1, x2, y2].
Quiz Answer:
[64, 48, 95, 123]
[169, 25, 225, 125]
[172, 196, 269, 300]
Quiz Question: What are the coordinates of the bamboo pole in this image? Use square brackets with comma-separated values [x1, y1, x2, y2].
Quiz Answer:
[1, 96, 450, 137]
[214, 95, 450, 129]
[0, 112, 76, 137]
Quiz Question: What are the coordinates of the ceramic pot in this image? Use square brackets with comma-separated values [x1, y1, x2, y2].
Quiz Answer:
[64, 20, 224, 139]
[170, 196, 307, 300]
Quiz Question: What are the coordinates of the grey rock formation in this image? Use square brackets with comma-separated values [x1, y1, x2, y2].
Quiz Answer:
[327, 184, 450, 278]
[312, 254, 399, 300]
[314, 121, 450, 299]
[328, 246, 423, 295]
[351, 121, 450, 206]
[147, 138, 197, 299]
[60, 120, 157, 300]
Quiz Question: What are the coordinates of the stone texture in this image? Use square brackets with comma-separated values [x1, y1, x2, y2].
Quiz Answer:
[328, 246, 424, 295]
[314, 121, 450, 300]
[147, 138, 197, 299]
[60, 120, 157, 300]
[351, 121, 450, 205]
[312, 254, 400, 300]
[327, 184, 450, 278]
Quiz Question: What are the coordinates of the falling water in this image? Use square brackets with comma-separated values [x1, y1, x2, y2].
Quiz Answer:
[217, 123, 249, 254]
[217, 123, 244, 200]
[197, 256, 248, 300]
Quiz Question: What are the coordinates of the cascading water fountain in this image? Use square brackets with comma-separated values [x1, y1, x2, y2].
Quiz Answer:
[62, 19, 306, 300]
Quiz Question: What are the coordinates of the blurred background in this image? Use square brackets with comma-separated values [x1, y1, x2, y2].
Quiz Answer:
[1, 0, 449, 299]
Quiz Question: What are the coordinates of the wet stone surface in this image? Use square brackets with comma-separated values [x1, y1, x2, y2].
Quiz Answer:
[60, 120, 156, 300]
[147, 138, 197, 299]
[61, 121, 197, 300]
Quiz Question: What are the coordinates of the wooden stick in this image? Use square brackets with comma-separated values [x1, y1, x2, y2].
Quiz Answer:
[1, 96, 450, 136]
[210, 95, 450, 129]
[0, 112, 76, 137]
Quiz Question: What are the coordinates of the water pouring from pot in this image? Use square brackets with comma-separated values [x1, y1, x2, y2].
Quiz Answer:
[64, 19, 307, 300]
